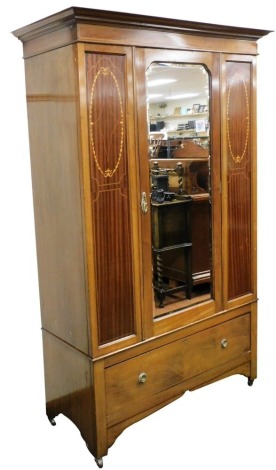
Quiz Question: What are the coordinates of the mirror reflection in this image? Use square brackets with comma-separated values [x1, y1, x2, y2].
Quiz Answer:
[146, 63, 212, 317]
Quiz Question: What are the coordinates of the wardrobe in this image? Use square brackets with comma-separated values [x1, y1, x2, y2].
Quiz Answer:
[13, 8, 271, 467]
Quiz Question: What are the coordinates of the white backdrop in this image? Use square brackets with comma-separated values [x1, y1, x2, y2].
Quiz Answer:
[1, 1, 275, 469]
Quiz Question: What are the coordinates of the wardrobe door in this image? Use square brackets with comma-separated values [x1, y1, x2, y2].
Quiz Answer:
[221, 55, 257, 310]
[77, 44, 142, 355]
[135, 48, 222, 338]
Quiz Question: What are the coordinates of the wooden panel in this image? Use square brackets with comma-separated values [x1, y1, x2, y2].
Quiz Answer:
[105, 314, 250, 418]
[191, 195, 211, 283]
[13, 8, 270, 59]
[226, 61, 252, 299]
[13, 7, 270, 43]
[43, 330, 108, 459]
[86, 53, 135, 345]
[107, 360, 250, 446]
[25, 46, 90, 354]
[43, 331, 95, 448]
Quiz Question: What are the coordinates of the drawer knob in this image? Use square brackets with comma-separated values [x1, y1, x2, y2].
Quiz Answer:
[221, 338, 228, 349]
[138, 372, 147, 384]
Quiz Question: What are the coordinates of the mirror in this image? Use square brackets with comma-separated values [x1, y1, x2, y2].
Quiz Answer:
[146, 62, 212, 318]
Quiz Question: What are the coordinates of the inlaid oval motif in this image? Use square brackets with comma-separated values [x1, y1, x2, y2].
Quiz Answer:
[227, 73, 250, 164]
[89, 66, 124, 178]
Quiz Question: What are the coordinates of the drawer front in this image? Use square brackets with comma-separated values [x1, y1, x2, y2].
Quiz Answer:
[105, 314, 250, 417]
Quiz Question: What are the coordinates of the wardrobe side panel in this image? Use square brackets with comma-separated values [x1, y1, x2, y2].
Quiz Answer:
[42, 331, 105, 458]
[24, 46, 90, 353]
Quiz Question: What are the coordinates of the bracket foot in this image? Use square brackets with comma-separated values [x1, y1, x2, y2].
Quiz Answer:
[95, 457, 103, 468]
[48, 417, 56, 426]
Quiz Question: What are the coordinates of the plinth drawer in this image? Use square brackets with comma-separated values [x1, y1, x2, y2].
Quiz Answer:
[105, 314, 250, 417]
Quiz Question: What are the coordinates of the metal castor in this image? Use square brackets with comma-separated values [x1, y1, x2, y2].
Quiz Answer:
[248, 378, 254, 386]
[48, 417, 56, 426]
[95, 457, 103, 468]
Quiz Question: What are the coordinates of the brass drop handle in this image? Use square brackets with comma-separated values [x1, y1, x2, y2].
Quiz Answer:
[138, 372, 147, 384]
[221, 338, 228, 349]
[141, 192, 148, 214]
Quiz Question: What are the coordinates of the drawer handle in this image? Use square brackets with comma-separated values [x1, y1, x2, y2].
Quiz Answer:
[138, 372, 147, 384]
[221, 338, 228, 349]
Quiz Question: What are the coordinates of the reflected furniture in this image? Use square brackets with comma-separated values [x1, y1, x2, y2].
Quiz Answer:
[151, 197, 193, 307]
[13, 8, 270, 468]
[150, 156, 211, 292]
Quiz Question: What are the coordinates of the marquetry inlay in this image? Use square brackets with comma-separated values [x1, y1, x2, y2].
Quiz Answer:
[89, 66, 124, 178]
[27, 94, 77, 102]
[227, 73, 250, 164]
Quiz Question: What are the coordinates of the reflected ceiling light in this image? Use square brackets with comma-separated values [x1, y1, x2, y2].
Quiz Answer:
[147, 79, 177, 87]
[165, 93, 199, 100]
[148, 93, 163, 100]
